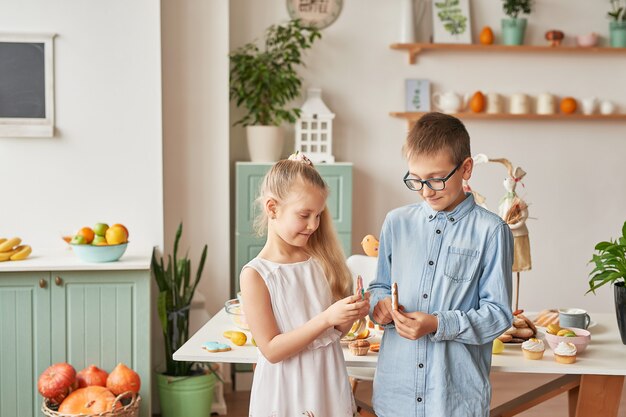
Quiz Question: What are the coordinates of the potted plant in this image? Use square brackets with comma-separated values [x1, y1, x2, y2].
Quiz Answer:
[501, 0, 532, 45]
[608, 0, 626, 47]
[587, 220, 626, 344]
[229, 19, 321, 162]
[152, 223, 218, 417]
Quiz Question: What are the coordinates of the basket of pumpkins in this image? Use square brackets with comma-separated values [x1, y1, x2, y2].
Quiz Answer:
[39, 362, 141, 417]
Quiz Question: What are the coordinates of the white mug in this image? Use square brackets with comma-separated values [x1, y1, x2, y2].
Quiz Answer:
[510, 93, 530, 115]
[600, 100, 616, 115]
[486, 93, 503, 114]
[432, 91, 464, 114]
[536, 93, 556, 115]
[581, 97, 598, 115]
[559, 308, 591, 329]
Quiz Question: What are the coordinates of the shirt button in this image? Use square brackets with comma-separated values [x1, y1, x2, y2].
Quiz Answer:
[428, 215, 433, 219]
[417, 397, 423, 402]
[436, 229, 441, 234]
[428, 260, 434, 266]
[449, 217, 455, 222]
[419, 363, 424, 368]
[423, 293, 428, 299]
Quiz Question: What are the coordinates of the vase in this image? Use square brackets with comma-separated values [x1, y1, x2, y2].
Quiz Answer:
[398, 0, 416, 43]
[501, 18, 527, 46]
[156, 372, 217, 417]
[610, 21, 626, 48]
[246, 125, 284, 162]
[615, 282, 626, 345]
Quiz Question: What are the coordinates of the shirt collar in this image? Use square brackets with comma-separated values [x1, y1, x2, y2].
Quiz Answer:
[424, 192, 476, 223]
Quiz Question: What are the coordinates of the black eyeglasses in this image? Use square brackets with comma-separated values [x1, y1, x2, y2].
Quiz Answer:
[403, 162, 462, 191]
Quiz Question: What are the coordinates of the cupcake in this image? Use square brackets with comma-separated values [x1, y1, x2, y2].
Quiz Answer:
[554, 341, 577, 364]
[521, 338, 545, 360]
[348, 340, 370, 356]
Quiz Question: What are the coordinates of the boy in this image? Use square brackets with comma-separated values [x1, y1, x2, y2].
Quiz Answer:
[368, 112, 513, 417]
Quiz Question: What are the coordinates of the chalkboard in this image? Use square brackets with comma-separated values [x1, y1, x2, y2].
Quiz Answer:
[0, 34, 55, 137]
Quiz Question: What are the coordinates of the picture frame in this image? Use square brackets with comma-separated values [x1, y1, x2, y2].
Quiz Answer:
[0, 33, 56, 137]
[432, 0, 472, 44]
[405, 79, 431, 112]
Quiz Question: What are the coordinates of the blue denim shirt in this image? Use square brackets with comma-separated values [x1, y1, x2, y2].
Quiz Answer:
[368, 194, 513, 417]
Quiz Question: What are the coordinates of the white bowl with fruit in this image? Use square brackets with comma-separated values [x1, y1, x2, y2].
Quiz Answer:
[68, 223, 129, 263]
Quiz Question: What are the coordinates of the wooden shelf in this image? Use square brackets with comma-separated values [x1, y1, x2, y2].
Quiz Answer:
[390, 43, 626, 64]
[391, 111, 626, 126]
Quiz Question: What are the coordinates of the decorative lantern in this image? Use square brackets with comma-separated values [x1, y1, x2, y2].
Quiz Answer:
[295, 88, 335, 163]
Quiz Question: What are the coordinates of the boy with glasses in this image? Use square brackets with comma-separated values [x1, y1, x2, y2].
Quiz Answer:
[368, 112, 514, 417]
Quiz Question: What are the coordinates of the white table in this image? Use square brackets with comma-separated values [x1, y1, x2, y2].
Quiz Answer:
[174, 311, 626, 417]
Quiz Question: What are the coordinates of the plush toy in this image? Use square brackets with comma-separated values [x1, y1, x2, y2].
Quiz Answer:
[360, 234, 379, 257]
[463, 153, 489, 209]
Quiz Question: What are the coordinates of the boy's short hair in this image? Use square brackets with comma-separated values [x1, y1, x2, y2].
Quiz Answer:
[404, 112, 471, 165]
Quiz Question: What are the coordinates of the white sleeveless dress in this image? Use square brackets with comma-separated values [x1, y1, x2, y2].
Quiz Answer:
[244, 257, 357, 417]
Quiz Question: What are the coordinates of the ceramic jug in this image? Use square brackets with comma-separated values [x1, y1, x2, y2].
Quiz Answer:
[581, 97, 598, 115]
[537, 93, 556, 115]
[486, 93, 504, 114]
[510, 93, 530, 115]
[600, 100, 616, 115]
[432, 91, 464, 114]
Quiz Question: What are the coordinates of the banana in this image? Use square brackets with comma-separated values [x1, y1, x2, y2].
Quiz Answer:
[0, 238, 6, 245]
[0, 248, 19, 261]
[10, 245, 31, 261]
[0, 237, 21, 252]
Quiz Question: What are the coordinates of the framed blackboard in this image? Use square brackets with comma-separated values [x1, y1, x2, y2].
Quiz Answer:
[0, 33, 55, 137]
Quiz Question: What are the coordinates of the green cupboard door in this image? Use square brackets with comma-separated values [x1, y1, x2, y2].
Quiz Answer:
[0, 272, 51, 417]
[233, 233, 265, 295]
[50, 271, 150, 417]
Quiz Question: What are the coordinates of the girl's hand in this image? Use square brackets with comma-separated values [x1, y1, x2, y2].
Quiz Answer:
[372, 297, 394, 325]
[325, 294, 370, 327]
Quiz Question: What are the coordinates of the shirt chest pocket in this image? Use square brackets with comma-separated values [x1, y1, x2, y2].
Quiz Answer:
[444, 246, 480, 283]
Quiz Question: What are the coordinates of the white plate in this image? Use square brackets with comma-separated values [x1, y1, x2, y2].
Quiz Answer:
[340, 334, 375, 345]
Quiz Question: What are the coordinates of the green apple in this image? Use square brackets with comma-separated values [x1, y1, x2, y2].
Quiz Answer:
[70, 235, 86, 245]
[92, 235, 107, 246]
[93, 223, 109, 237]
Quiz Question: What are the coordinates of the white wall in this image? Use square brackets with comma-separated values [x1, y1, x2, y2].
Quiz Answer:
[0, 0, 163, 251]
[230, 0, 626, 314]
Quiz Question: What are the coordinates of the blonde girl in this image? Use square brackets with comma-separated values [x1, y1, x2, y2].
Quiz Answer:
[240, 152, 369, 417]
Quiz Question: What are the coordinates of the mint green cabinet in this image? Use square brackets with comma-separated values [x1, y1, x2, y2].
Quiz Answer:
[0, 269, 150, 417]
[235, 162, 353, 294]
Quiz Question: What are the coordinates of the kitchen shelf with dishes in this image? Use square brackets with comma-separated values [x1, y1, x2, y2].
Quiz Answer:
[391, 112, 626, 127]
[390, 42, 626, 64]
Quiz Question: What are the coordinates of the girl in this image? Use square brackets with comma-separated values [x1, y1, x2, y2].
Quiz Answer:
[240, 152, 370, 417]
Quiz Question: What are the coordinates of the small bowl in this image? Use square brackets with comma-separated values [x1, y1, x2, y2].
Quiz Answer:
[71, 243, 128, 263]
[542, 327, 591, 353]
[225, 299, 249, 331]
[576, 33, 598, 48]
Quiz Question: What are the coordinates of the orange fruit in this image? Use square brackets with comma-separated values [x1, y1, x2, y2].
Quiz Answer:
[469, 91, 486, 113]
[111, 223, 129, 239]
[479, 26, 494, 45]
[356, 328, 370, 339]
[77, 227, 95, 244]
[560, 97, 577, 114]
[105, 225, 128, 245]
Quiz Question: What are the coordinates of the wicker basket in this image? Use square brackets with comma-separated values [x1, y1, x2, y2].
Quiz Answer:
[42, 392, 140, 417]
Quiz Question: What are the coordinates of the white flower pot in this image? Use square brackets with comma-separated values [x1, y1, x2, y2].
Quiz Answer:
[246, 126, 284, 162]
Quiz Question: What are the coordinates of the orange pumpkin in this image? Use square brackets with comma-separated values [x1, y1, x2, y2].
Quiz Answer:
[38, 363, 77, 405]
[77, 365, 109, 388]
[560, 97, 578, 114]
[470, 91, 486, 113]
[480, 26, 494, 45]
[59, 386, 120, 414]
[106, 363, 141, 395]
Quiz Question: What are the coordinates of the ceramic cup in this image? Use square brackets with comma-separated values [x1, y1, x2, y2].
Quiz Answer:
[559, 308, 591, 329]
[486, 93, 504, 114]
[581, 97, 598, 115]
[536, 93, 556, 115]
[600, 100, 616, 115]
[510, 93, 530, 115]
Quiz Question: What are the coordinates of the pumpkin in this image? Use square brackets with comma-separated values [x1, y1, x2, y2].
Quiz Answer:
[106, 363, 141, 395]
[77, 365, 109, 388]
[38, 363, 77, 405]
[58, 386, 120, 414]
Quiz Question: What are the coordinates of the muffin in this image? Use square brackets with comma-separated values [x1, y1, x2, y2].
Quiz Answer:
[554, 341, 577, 364]
[348, 339, 370, 356]
[521, 338, 545, 360]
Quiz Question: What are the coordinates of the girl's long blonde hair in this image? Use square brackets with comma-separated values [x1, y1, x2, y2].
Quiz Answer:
[254, 159, 352, 300]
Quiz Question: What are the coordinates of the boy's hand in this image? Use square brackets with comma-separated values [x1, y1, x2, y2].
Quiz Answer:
[325, 294, 370, 327]
[372, 297, 394, 325]
[391, 308, 438, 340]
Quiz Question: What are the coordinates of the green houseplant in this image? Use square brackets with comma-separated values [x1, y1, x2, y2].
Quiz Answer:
[501, 0, 532, 45]
[587, 220, 626, 344]
[608, 0, 626, 47]
[229, 19, 321, 162]
[151, 223, 217, 417]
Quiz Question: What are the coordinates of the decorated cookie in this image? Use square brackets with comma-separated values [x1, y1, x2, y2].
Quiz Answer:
[202, 341, 232, 353]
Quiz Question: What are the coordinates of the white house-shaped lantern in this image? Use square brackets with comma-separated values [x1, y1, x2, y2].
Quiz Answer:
[295, 88, 335, 163]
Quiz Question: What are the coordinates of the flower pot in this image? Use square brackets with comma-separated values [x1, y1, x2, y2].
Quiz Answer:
[246, 125, 284, 162]
[156, 372, 216, 417]
[609, 21, 626, 48]
[501, 18, 527, 46]
[615, 282, 626, 345]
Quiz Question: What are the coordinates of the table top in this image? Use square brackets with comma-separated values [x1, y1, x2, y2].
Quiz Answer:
[174, 310, 626, 375]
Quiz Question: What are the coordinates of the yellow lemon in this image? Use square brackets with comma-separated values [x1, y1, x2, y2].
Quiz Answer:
[230, 331, 247, 346]
[105, 225, 128, 245]
[223, 330, 234, 339]
[546, 324, 561, 335]
[557, 329, 574, 337]
[251, 338, 257, 347]
[492, 339, 505, 354]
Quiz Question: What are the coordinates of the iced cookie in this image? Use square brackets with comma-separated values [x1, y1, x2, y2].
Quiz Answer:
[202, 341, 232, 353]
